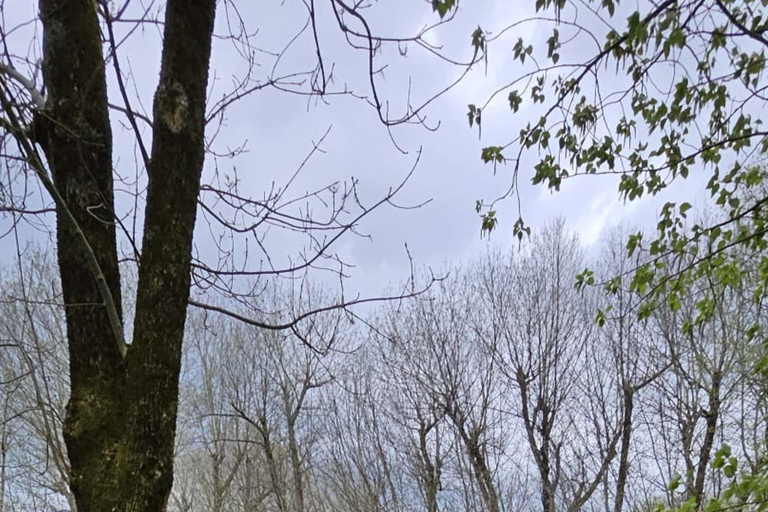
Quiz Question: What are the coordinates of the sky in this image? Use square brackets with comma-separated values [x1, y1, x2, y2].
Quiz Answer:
[0, 0, 714, 305]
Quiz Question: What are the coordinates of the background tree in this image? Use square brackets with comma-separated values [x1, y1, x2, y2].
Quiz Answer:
[486, 221, 622, 512]
[0, 216, 766, 512]
[593, 226, 668, 512]
[377, 269, 508, 512]
[0, 249, 73, 511]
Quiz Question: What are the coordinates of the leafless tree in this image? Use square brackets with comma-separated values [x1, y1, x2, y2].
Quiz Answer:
[591, 226, 670, 512]
[0, 248, 74, 511]
[0, 0, 480, 508]
[375, 266, 518, 512]
[170, 311, 252, 512]
[486, 220, 621, 512]
[321, 358, 403, 512]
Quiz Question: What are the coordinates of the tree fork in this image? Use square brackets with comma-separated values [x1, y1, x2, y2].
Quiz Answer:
[38, 0, 216, 510]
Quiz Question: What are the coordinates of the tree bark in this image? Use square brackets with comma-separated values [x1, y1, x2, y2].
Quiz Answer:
[613, 384, 634, 512]
[691, 373, 722, 508]
[38, 1, 216, 510]
[446, 404, 499, 512]
[418, 421, 440, 512]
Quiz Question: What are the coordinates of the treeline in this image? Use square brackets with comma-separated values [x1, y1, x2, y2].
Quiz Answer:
[0, 219, 764, 512]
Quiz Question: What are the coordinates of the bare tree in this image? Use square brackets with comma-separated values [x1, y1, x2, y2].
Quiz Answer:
[376, 267, 512, 512]
[0, 0, 480, 508]
[378, 344, 452, 512]
[487, 221, 621, 512]
[321, 359, 401, 512]
[225, 286, 345, 512]
[170, 311, 252, 512]
[0, 249, 74, 511]
[591, 227, 669, 512]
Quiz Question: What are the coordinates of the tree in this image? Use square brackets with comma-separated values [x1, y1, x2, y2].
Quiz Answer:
[377, 269, 508, 512]
[0, 249, 73, 511]
[484, 221, 622, 512]
[468, 3, 768, 506]
[0, 1, 478, 510]
[0, 3, 218, 509]
[593, 227, 669, 512]
[471, 0, 768, 318]
[171, 311, 252, 512]
[321, 356, 406, 512]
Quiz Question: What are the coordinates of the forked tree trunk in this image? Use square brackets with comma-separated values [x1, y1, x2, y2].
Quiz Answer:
[37, 1, 215, 510]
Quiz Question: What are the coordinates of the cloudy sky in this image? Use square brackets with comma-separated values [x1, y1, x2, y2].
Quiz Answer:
[2, 0, 712, 302]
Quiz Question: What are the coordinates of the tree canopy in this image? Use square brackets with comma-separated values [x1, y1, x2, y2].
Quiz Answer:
[472, 0, 768, 316]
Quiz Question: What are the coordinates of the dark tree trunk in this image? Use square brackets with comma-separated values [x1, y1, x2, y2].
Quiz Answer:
[39, 0, 127, 507]
[445, 404, 499, 512]
[38, 1, 216, 510]
[691, 374, 722, 508]
[418, 421, 440, 512]
[613, 384, 634, 512]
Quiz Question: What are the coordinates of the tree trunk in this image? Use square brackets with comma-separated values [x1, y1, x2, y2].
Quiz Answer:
[613, 384, 634, 512]
[446, 405, 499, 512]
[691, 374, 722, 508]
[286, 418, 306, 512]
[418, 422, 440, 512]
[38, 1, 216, 510]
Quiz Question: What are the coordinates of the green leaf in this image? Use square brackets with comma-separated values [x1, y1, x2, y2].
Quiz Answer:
[481, 210, 498, 235]
[467, 104, 480, 128]
[471, 27, 486, 52]
[481, 146, 505, 164]
[431, 0, 456, 19]
[595, 308, 607, 326]
[668, 474, 682, 491]
[575, 268, 596, 290]
[508, 90, 523, 113]
[512, 216, 530, 241]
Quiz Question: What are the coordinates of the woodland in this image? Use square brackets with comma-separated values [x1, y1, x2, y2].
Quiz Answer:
[0, 0, 767, 512]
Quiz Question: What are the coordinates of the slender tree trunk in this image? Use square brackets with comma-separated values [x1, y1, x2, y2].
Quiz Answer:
[463, 432, 500, 512]
[260, 419, 288, 512]
[691, 374, 722, 507]
[286, 418, 305, 512]
[418, 422, 440, 512]
[38, 1, 216, 510]
[517, 369, 556, 512]
[540, 452, 556, 512]
[0, 389, 9, 512]
[614, 384, 634, 512]
[212, 453, 224, 512]
[446, 405, 499, 512]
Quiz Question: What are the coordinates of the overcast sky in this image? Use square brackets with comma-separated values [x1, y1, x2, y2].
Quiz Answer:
[2, 0, 713, 302]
